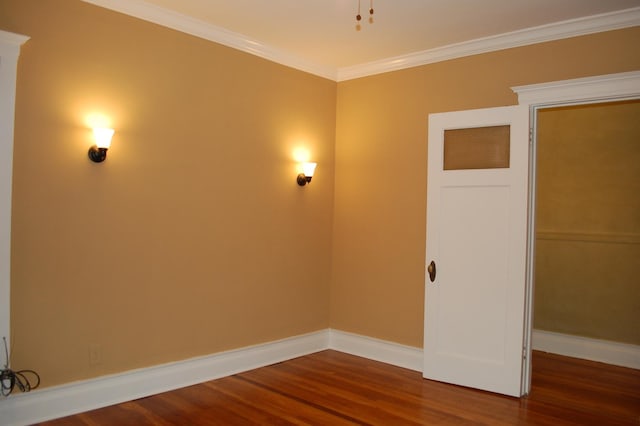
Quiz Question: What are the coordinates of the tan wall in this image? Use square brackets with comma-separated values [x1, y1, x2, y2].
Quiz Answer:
[3, 0, 640, 390]
[331, 28, 640, 348]
[535, 101, 640, 345]
[1, 0, 336, 387]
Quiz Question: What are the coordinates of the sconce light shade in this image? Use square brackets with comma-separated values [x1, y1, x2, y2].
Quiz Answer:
[88, 127, 114, 163]
[297, 162, 317, 186]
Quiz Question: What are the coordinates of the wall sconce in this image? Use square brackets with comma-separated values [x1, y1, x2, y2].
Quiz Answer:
[88, 127, 114, 163]
[297, 162, 317, 186]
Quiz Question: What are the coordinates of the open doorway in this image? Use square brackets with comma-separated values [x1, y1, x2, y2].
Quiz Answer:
[533, 100, 640, 362]
[513, 71, 640, 393]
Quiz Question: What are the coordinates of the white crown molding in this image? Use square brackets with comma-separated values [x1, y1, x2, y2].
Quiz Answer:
[337, 7, 640, 81]
[80, 0, 337, 81]
[80, 1, 640, 82]
[533, 329, 640, 370]
[512, 70, 640, 106]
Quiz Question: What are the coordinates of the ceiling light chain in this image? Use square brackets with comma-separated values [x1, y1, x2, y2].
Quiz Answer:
[356, 0, 374, 30]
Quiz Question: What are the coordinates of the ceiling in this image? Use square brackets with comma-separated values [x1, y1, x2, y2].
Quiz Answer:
[85, 0, 640, 80]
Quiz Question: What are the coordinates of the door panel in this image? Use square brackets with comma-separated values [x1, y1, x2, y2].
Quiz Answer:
[424, 105, 529, 397]
[437, 185, 510, 362]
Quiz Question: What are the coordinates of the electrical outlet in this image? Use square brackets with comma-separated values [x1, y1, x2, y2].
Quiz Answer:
[89, 344, 103, 366]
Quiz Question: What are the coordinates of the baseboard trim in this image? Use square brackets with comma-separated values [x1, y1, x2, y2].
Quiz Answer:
[532, 329, 640, 370]
[0, 329, 422, 425]
[329, 329, 423, 372]
[0, 330, 330, 426]
[4, 329, 636, 425]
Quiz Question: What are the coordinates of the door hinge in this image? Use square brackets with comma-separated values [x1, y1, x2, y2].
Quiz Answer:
[528, 127, 533, 145]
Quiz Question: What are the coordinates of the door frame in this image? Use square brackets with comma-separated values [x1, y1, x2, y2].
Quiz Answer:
[512, 70, 640, 395]
[0, 30, 30, 353]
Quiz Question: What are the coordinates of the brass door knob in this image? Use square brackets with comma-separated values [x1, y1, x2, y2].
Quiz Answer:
[427, 260, 436, 282]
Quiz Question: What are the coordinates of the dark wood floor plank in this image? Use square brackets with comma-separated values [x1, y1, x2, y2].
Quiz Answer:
[238, 356, 476, 424]
[35, 350, 640, 425]
[242, 352, 533, 424]
[204, 376, 359, 425]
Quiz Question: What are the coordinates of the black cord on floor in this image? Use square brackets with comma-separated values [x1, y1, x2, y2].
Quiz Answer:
[1, 336, 40, 397]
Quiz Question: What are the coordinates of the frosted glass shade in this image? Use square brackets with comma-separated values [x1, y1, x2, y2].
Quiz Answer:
[302, 162, 317, 177]
[93, 128, 114, 149]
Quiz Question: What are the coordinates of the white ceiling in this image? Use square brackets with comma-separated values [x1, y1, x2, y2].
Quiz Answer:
[85, 0, 640, 80]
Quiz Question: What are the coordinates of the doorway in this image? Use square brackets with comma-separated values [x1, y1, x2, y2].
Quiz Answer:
[513, 70, 640, 392]
[531, 99, 640, 368]
[534, 100, 640, 347]
[516, 73, 640, 389]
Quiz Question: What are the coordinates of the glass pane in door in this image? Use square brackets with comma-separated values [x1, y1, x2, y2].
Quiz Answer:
[444, 125, 510, 170]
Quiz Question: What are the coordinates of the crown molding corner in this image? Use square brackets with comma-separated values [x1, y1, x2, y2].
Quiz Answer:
[81, 2, 639, 83]
[81, 0, 337, 81]
[337, 7, 640, 82]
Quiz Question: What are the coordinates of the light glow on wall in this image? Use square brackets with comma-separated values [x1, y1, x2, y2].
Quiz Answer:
[84, 113, 113, 130]
[292, 147, 311, 163]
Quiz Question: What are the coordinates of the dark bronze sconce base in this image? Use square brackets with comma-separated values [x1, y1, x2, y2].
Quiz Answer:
[88, 146, 108, 163]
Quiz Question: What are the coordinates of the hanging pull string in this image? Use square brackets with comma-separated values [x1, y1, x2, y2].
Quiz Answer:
[0, 336, 40, 397]
[356, 0, 374, 30]
[355, 0, 374, 22]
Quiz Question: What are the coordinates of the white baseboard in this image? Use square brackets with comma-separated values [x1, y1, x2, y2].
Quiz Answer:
[532, 329, 640, 370]
[0, 329, 421, 426]
[0, 330, 330, 426]
[3, 328, 636, 425]
[328, 329, 423, 372]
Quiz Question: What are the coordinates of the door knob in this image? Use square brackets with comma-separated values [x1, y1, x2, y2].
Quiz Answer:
[427, 260, 436, 282]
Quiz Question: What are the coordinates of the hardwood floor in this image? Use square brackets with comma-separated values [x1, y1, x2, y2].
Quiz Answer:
[38, 350, 640, 425]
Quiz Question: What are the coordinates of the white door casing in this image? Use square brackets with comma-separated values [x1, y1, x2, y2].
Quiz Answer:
[0, 30, 30, 353]
[423, 105, 529, 397]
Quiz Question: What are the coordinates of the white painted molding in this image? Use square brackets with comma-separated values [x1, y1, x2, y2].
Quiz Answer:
[80, 0, 337, 81]
[513, 70, 640, 106]
[0, 29, 29, 362]
[0, 329, 422, 425]
[328, 329, 423, 372]
[80, 1, 640, 82]
[0, 330, 330, 426]
[4, 327, 636, 425]
[533, 329, 640, 370]
[536, 230, 640, 245]
[336, 7, 640, 81]
[0, 31, 30, 56]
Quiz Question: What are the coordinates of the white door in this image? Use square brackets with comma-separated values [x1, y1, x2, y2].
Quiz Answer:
[423, 105, 530, 397]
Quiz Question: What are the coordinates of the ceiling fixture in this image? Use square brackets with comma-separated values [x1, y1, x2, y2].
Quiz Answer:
[356, 0, 374, 31]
